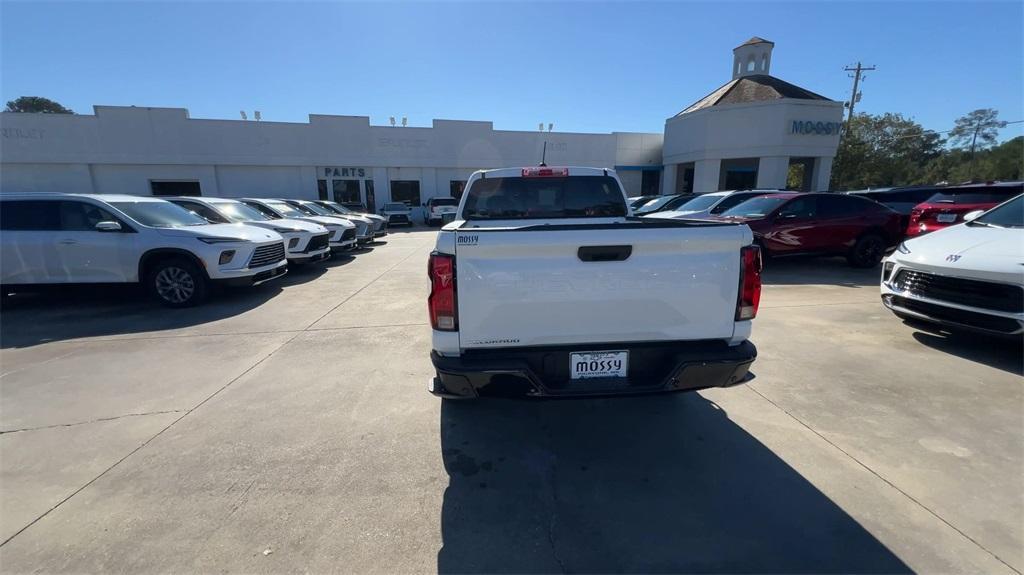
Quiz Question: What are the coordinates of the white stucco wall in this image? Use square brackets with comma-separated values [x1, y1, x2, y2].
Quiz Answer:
[663, 99, 843, 165]
[0, 106, 664, 205]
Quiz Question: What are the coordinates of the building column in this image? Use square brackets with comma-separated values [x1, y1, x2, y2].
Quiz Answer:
[756, 156, 789, 190]
[693, 159, 721, 193]
[812, 156, 834, 191]
[661, 164, 676, 197]
[372, 167, 389, 212]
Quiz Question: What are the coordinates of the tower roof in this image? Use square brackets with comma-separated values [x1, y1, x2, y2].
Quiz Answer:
[676, 74, 831, 116]
[736, 36, 774, 48]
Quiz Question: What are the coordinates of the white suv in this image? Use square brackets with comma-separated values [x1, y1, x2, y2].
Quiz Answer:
[166, 197, 332, 264]
[240, 198, 356, 252]
[381, 202, 413, 226]
[0, 194, 288, 307]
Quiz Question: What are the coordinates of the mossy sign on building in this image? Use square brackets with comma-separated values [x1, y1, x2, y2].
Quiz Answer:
[791, 120, 843, 135]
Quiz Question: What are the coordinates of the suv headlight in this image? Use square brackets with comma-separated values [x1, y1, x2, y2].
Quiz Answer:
[272, 227, 303, 234]
[896, 241, 911, 254]
[198, 236, 249, 244]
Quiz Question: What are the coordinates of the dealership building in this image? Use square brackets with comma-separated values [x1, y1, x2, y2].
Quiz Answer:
[0, 37, 843, 217]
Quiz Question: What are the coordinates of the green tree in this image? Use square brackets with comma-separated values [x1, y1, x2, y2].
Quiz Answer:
[4, 96, 74, 114]
[947, 108, 1005, 151]
[832, 112, 944, 190]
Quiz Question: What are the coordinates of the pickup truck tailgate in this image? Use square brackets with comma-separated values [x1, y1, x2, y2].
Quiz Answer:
[455, 224, 746, 349]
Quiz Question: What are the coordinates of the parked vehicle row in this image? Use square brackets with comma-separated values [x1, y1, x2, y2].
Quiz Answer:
[0, 193, 391, 308]
[645, 189, 900, 268]
[847, 181, 1022, 237]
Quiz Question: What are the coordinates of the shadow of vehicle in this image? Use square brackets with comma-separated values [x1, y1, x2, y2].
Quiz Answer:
[761, 257, 880, 288]
[907, 322, 1023, 376]
[0, 266, 323, 349]
[438, 394, 910, 574]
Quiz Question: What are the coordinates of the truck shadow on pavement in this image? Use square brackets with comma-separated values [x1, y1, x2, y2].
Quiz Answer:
[0, 263, 331, 349]
[438, 393, 911, 574]
[760, 257, 880, 288]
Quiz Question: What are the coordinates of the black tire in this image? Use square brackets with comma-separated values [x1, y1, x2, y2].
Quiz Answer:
[848, 234, 886, 268]
[146, 257, 208, 307]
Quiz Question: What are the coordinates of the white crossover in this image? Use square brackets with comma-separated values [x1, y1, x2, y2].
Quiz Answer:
[881, 194, 1024, 336]
[0, 193, 288, 307]
[315, 200, 388, 238]
[240, 198, 357, 251]
[281, 199, 375, 245]
[381, 202, 413, 226]
[167, 197, 332, 264]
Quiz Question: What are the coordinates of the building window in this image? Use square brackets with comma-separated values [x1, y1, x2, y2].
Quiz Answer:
[332, 180, 360, 203]
[150, 181, 200, 196]
[746, 57, 756, 72]
[450, 180, 467, 200]
[390, 180, 421, 205]
[317, 179, 328, 200]
[641, 170, 660, 196]
[761, 54, 767, 71]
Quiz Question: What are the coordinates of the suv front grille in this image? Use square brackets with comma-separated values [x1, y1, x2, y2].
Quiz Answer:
[249, 242, 286, 268]
[892, 269, 1023, 313]
[341, 228, 356, 241]
[305, 233, 329, 252]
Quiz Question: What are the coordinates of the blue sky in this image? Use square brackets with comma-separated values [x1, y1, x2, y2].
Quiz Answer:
[2, 1, 1022, 142]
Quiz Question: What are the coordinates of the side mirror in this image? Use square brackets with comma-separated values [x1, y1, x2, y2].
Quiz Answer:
[95, 221, 122, 232]
[963, 210, 984, 222]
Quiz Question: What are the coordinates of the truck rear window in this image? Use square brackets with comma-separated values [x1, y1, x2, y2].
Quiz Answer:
[462, 176, 627, 219]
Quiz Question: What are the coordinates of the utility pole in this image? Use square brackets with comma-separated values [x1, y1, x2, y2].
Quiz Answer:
[968, 122, 981, 181]
[843, 62, 876, 132]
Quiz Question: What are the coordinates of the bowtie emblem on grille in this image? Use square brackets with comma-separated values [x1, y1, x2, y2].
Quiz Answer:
[946, 254, 962, 262]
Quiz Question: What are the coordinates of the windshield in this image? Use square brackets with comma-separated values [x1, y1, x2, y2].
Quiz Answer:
[971, 195, 1023, 228]
[674, 194, 723, 213]
[109, 200, 208, 227]
[720, 196, 790, 218]
[216, 202, 272, 222]
[295, 201, 334, 216]
[430, 198, 458, 207]
[463, 176, 626, 220]
[265, 201, 306, 218]
[634, 196, 677, 213]
[385, 203, 408, 210]
[321, 202, 351, 214]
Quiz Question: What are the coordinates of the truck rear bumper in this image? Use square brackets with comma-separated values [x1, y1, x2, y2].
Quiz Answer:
[429, 340, 756, 399]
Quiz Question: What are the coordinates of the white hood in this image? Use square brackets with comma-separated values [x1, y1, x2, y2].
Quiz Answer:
[893, 223, 1024, 284]
[298, 215, 355, 229]
[245, 218, 327, 234]
[157, 222, 283, 242]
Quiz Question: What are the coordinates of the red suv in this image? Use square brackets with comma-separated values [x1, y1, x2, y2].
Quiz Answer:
[906, 182, 1023, 237]
[716, 192, 902, 267]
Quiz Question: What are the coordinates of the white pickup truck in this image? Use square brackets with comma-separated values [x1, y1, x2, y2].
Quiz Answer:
[427, 166, 762, 398]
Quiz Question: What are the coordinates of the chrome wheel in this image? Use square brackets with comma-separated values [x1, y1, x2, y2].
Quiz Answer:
[154, 266, 196, 304]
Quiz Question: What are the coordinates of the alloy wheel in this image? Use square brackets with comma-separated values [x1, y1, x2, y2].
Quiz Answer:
[154, 266, 196, 304]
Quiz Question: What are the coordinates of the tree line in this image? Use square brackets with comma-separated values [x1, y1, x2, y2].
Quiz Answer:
[830, 108, 1022, 191]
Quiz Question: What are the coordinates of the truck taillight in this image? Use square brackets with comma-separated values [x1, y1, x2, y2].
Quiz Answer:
[428, 252, 457, 331]
[736, 245, 762, 321]
[522, 167, 569, 178]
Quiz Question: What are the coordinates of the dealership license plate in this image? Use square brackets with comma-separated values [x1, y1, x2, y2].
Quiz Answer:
[937, 213, 957, 223]
[570, 351, 628, 380]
